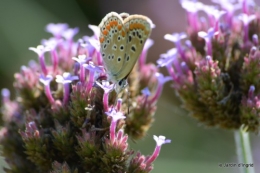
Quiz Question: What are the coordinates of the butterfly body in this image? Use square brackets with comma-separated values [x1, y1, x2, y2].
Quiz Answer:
[99, 12, 152, 93]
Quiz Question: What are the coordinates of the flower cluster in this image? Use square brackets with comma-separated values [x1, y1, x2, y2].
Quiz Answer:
[159, 0, 260, 132]
[0, 23, 170, 172]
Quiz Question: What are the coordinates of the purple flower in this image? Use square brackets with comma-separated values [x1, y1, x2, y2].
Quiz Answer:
[164, 32, 187, 61]
[181, 0, 203, 31]
[116, 98, 123, 112]
[248, 85, 255, 99]
[252, 34, 259, 46]
[149, 73, 171, 104]
[238, 14, 256, 42]
[139, 39, 154, 68]
[56, 72, 79, 105]
[141, 87, 151, 97]
[72, 55, 91, 83]
[212, 0, 241, 27]
[46, 23, 68, 38]
[1, 88, 10, 103]
[198, 28, 217, 56]
[2, 20, 168, 172]
[39, 74, 55, 104]
[85, 36, 102, 65]
[77, 37, 94, 60]
[203, 5, 226, 31]
[41, 38, 61, 74]
[145, 135, 171, 166]
[83, 61, 103, 93]
[157, 48, 178, 80]
[241, 0, 255, 15]
[106, 110, 126, 143]
[62, 28, 79, 41]
[29, 45, 50, 75]
[96, 81, 114, 112]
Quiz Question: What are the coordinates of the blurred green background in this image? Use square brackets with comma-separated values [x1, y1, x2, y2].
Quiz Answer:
[0, 0, 259, 172]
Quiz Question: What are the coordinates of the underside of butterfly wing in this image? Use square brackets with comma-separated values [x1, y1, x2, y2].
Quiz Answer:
[115, 15, 152, 80]
[99, 12, 127, 82]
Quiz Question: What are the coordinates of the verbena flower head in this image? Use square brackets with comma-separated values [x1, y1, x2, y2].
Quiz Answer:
[160, 0, 260, 132]
[0, 21, 170, 172]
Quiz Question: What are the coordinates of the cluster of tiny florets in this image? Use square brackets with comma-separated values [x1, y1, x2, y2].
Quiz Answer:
[158, 0, 260, 132]
[0, 23, 170, 173]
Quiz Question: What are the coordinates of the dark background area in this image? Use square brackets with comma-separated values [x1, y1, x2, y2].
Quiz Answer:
[0, 0, 260, 172]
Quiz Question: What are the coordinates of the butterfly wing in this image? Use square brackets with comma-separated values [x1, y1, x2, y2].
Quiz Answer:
[99, 12, 127, 82]
[115, 14, 152, 80]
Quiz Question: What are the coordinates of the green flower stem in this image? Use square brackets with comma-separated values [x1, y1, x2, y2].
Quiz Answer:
[234, 128, 255, 173]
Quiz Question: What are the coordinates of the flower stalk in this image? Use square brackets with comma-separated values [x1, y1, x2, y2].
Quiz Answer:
[235, 128, 255, 173]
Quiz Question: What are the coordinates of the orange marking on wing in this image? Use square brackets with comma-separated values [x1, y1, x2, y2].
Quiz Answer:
[129, 23, 134, 30]
[137, 23, 145, 30]
[109, 21, 114, 27]
[135, 23, 139, 29]
[117, 24, 122, 31]
[110, 21, 118, 27]
[99, 37, 105, 43]
[121, 30, 126, 37]
[103, 30, 108, 36]
[106, 24, 111, 30]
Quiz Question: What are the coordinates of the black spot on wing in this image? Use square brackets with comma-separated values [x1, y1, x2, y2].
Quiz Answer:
[128, 35, 132, 42]
[131, 46, 136, 52]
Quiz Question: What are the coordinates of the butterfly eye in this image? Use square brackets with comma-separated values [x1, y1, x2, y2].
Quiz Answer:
[118, 79, 127, 88]
[118, 80, 123, 86]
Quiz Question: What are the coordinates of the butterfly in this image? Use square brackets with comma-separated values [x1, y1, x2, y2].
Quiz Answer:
[99, 12, 153, 93]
